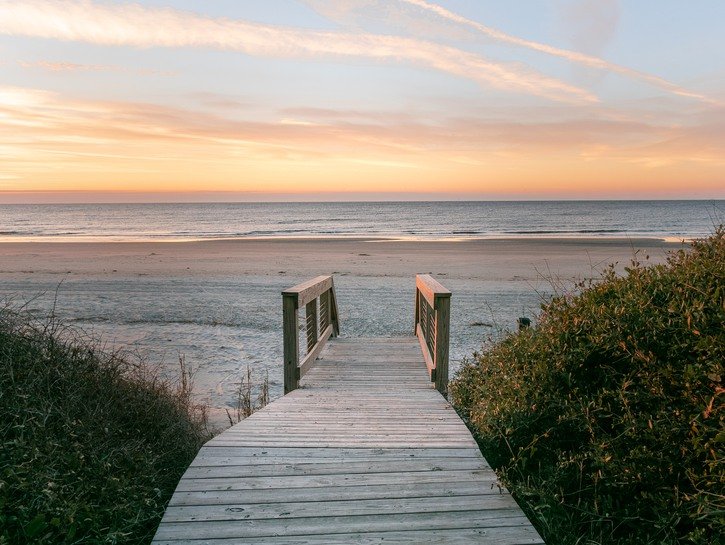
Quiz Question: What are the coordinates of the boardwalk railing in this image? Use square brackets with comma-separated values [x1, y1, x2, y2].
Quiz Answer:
[414, 274, 451, 395]
[283, 275, 340, 393]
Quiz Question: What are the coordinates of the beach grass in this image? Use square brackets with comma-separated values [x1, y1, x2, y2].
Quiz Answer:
[0, 307, 212, 544]
[450, 228, 724, 545]
[226, 365, 270, 426]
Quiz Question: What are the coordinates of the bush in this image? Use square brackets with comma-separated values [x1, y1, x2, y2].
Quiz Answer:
[450, 229, 724, 544]
[0, 308, 212, 544]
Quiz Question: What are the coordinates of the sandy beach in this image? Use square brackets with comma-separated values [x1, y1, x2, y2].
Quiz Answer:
[0, 237, 682, 424]
[0, 236, 678, 281]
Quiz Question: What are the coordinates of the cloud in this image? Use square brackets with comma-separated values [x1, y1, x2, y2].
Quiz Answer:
[186, 92, 251, 112]
[17, 59, 174, 76]
[304, 0, 712, 103]
[0, 0, 595, 104]
[2, 84, 721, 166]
[18, 60, 120, 72]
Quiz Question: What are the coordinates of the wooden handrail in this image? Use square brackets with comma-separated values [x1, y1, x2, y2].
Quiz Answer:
[414, 274, 451, 395]
[282, 275, 340, 394]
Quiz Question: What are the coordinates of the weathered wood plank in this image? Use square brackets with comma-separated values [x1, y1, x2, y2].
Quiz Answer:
[415, 274, 451, 307]
[191, 446, 484, 459]
[161, 494, 519, 522]
[153, 525, 545, 544]
[184, 458, 489, 478]
[154, 510, 531, 540]
[168, 479, 507, 507]
[205, 440, 478, 449]
[174, 468, 490, 492]
[282, 294, 299, 394]
[220, 423, 468, 431]
[190, 456, 490, 470]
[283, 275, 333, 307]
[434, 294, 450, 395]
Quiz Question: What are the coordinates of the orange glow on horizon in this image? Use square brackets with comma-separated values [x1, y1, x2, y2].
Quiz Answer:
[1, 85, 723, 201]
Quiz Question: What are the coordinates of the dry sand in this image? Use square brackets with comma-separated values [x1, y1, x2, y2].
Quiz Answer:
[0, 237, 680, 282]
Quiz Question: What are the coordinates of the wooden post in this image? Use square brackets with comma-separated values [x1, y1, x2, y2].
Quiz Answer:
[414, 287, 420, 334]
[434, 294, 450, 396]
[283, 293, 299, 394]
[329, 285, 340, 337]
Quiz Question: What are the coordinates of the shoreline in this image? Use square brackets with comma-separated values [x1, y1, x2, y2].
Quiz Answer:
[0, 234, 689, 245]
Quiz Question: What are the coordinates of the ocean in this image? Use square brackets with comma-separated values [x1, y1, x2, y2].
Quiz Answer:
[0, 200, 721, 242]
[0, 200, 721, 425]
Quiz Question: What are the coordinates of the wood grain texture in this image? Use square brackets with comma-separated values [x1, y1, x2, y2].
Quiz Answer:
[152, 337, 543, 544]
[282, 275, 333, 308]
[415, 274, 451, 307]
[434, 295, 450, 395]
[414, 275, 451, 396]
[282, 294, 299, 394]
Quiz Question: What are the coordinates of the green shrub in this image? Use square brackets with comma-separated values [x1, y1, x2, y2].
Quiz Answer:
[0, 309, 211, 544]
[451, 229, 724, 545]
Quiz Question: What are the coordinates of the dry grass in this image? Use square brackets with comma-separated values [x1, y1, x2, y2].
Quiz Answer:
[226, 365, 270, 426]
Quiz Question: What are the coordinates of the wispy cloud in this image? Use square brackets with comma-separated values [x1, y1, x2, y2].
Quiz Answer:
[1, 84, 721, 165]
[305, 0, 712, 103]
[403, 0, 716, 102]
[17, 60, 174, 76]
[0, 0, 595, 104]
[187, 92, 251, 112]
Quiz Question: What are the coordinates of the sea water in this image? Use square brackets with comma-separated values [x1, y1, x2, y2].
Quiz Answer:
[0, 200, 721, 242]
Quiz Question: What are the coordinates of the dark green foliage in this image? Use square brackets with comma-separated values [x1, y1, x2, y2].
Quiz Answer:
[0, 309, 211, 544]
[451, 229, 724, 545]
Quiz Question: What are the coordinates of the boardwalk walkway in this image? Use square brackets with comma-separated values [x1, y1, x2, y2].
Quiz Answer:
[152, 276, 543, 544]
[153, 337, 543, 544]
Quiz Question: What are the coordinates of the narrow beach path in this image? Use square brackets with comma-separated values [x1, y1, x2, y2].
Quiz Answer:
[152, 336, 544, 544]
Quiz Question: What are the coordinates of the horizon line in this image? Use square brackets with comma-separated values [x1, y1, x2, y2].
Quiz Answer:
[1, 190, 724, 205]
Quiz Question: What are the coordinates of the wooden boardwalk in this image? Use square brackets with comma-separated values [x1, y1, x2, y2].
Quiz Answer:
[152, 276, 543, 544]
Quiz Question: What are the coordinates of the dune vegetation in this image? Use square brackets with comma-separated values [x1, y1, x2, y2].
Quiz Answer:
[451, 229, 724, 545]
[0, 308, 212, 544]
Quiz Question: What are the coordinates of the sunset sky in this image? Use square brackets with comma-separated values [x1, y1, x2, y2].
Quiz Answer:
[1, 0, 724, 202]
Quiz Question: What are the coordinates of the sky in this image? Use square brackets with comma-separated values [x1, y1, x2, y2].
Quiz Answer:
[0, 0, 724, 202]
